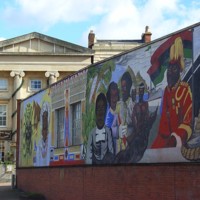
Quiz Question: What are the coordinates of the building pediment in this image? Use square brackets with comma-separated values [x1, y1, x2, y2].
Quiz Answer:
[0, 32, 94, 55]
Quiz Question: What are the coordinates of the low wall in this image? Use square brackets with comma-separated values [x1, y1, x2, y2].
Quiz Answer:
[16, 164, 200, 200]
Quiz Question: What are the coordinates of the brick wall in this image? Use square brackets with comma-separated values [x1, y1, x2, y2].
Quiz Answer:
[16, 164, 200, 200]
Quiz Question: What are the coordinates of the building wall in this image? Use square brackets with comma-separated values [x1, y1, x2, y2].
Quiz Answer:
[16, 164, 200, 200]
[0, 33, 93, 163]
[92, 42, 142, 63]
[88, 26, 151, 63]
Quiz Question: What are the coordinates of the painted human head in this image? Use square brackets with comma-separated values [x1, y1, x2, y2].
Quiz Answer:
[42, 111, 48, 142]
[40, 102, 50, 142]
[106, 82, 119, 111]
[95, 93, 107, 129]
[167, 37, 184, 88]
[121, 72, 132, 102]
[167, 60, 181, 88]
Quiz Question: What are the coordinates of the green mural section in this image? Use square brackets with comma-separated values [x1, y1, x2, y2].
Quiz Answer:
[20, 89, 52, 167]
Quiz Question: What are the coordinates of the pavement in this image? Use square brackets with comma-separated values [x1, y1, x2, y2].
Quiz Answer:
[0, 172, 22, 200]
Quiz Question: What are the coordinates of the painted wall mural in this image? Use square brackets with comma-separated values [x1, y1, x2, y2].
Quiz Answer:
[84, 28, 198, 164]
[19, 89, 52, 166]
[19, 24, 200, 167]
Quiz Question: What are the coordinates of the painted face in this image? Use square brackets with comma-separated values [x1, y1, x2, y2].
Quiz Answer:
[42, 111, 48, 142]
[121, 80, 129, 102]
[167, 63, 180, 88]
[131, 89, 136, 102]
[96, 99, 106, 129]
[110, 89, 118, 111]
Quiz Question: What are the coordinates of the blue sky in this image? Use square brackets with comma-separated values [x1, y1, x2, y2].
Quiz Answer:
[0, 0, 200, 47]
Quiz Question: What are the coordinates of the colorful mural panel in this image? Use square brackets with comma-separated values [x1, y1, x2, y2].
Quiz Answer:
[19, 24, 200, 167]
[19, 89, 52, 167]
[84, 28, 200, 164]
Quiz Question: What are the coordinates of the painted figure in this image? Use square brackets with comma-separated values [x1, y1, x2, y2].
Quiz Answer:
[115, 81, 157, 163]
[132, 83, 149, 137]
[152, 37, 192, 148]
[105, 82, 120, 154]
[86, 93, 114, 164]
[118, 71, 133, 149]
[36, 102, 51, 166]
[128, 84, 137, 130]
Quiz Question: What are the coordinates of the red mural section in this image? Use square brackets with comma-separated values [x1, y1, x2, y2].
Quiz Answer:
[151, 33, 193, 148]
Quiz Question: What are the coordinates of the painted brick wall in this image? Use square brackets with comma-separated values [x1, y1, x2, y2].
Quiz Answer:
[16, 164, 200, 200]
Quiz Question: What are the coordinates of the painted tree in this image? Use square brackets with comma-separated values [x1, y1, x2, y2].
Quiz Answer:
[82, 60, 116, 147]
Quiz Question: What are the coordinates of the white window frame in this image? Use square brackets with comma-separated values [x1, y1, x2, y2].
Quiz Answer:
[29, 79, 42, 91]
[55, 107, 65, 148]
[0, 105, 7, 127]
[0, 79, 8, 91]
[71, 102, 82, 146]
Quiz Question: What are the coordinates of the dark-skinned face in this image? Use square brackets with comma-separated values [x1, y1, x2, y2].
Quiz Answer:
[96, 99, 106, 129]
[110, 89, 118, 111]
[42, 111, 48, 142]
[167, 63, 180, 88]
[121, 80, 129, 102]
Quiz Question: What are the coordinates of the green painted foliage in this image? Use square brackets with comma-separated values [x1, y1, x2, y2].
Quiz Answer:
[83, 60, 116, 145]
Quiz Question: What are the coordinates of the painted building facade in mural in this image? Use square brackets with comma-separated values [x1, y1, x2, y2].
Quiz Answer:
[18, 23, 200, 167]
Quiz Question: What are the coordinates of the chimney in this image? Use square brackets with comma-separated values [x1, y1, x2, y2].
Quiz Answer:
[88, 30, 95, 49]
[142, 26, 152, 43]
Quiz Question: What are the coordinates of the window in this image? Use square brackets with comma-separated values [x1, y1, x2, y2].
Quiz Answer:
[30, 80, 42, 91]
[56, 107, 65, 148]
[72, 102, 81, 145]
[0, 105, 6, 127]
[0, 79, 8, 91]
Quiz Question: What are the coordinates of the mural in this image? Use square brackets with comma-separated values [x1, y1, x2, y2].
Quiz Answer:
[151, 36, 192, 148]
[86, 93, 115, 164]
[19, 89, 52, 167]
[19, 24, 200, 167]
[84, 28, 197, 164]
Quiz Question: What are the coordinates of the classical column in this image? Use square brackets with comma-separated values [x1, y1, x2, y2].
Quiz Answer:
[45, 71, 60, 85]
[10, 70, 25, 100]
[10, 70, 25, 134]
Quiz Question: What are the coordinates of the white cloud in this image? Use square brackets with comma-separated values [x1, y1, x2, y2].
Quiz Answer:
[8, 0, 110, 27]
[89, 0, 200, 39]
[0, 37, 6, 41]
[2, 0, 200, 45]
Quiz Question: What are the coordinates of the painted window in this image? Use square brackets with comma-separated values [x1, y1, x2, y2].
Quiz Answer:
[0, 105, 6, 127]
[30, 79, 42, 91]
[56, 107, 65, 148]
[0, 79, 8, 91]
[72, 102, 81, 145]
